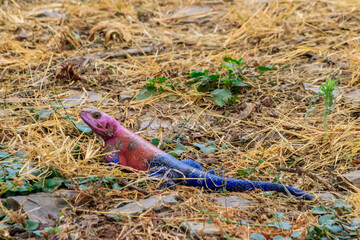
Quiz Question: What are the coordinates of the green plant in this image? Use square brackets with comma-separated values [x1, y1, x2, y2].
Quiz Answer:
[135, 57, 277, 106]
[306, 77, 340, 140]
[33, 104, 92, 134]
[135, 77, 179, 101]
[267, 212, 292, 230]
[0, 152, 64, 197]
[186, 57, 252, 107]
[237, 158, 264, 177]
[192, 141, 216, 154]
[306, 200, 360, 239]
[186, 56, 277, 107]
[0, 150, 131, 197]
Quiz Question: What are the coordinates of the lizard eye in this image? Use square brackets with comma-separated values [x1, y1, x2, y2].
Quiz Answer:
[93, 112, 101, 119]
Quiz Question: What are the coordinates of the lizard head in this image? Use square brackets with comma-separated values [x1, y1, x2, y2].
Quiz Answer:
[79, 107, 119, 140]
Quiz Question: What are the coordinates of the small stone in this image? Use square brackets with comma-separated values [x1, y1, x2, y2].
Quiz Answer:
[180, 221, 221, 238]
[338, 170, 360, 189]
[5, 192, 69, 226]
[55, 189, 78, 198]
[170, 5, 212, 19]
[61, 90, 113, 106]
[319, 192, 337, 201]
[105, 193, 178, 219]
[119, 90, 135, 100]
[214, 195, 255, 208]
[38, 9, 66, 18]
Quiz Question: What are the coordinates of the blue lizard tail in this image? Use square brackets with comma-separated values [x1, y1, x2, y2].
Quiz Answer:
[185, 169, 314, 200]
[149, 156, 314, 200]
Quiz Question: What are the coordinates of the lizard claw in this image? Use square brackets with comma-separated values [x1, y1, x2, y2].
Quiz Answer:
[157, 179, 176, 190]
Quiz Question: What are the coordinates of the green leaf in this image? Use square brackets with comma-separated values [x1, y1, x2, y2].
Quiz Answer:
[151, 138, 160, 146]
[32, 180, 44, 190]
[221, 62, 238, 73]
[169, 144, 186, 157]
[25, 220, 39, 231]
[45, 227, 62, 234]
[273, 236, 291, 240]
[334, 199, 350, 210]
[73, 121, 92, 134]
[102, 176, 114, 183]
[17, 185, 32, 193]
[0, 223, 10, 229]
[318, 214, 335, 225]
[223, 56, 244, 67]
[311, 206, 327, 214]
[16, 151, 27, 157]
[230, 78, 251, 87]
[51, 103, 71, 110]
[278, 221, 292, 230]
[187, 70, 219, 88]
[33, 230, 44, 237]
[189, 70, 209, 79]
[39, 109, 55, 119]
[327, 224, 343, 234]
[146, 79, 156, 88]
[250, 233, 265, 240]
[258, 65, 278, 73]
[237, 169, 250, 176]
[192, 141, 216, 154]
[0, 152, 10, 159]
[211, 89, 232, 107]
[351, 219, 360, 226]
[267, 221, 292, 230]
[42, 187, 54, 193]
[135, 87, 157, 101]
[79, 184, 88, 191]
[45, 177, 63, 187]
[290, 232, 301, 238]
[112, 183, 122, 190]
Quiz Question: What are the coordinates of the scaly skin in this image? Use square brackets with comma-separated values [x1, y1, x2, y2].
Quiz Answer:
[80, 107, 314, 200]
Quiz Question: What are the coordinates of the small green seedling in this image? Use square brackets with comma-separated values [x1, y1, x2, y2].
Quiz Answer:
[306, 77, 340, 140]
[136, 77, 179, 101]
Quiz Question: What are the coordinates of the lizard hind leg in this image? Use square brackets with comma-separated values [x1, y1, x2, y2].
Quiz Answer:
[181, 159, 204, 170]
[148, 171, 176, 190]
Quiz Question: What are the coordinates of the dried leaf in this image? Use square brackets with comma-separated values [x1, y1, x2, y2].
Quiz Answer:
[238, 102, 254, 119]
[89, 21, 131, 43]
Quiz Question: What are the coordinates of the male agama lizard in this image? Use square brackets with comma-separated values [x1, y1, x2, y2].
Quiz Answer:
[80, 107, 313, 200]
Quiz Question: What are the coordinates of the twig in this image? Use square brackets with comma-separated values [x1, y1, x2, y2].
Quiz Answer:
[89, 46, 157, 59]
[278, 166, 337, 193]
[118, 178, 149, 195]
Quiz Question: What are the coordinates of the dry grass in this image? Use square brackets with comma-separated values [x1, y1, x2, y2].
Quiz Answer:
[1, 0, 360, 238]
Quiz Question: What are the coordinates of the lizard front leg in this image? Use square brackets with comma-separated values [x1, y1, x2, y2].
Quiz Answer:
[104, 144, 128, 166]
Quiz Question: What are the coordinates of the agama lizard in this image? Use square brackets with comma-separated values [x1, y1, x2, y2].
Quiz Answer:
[80, 107, 313, 200]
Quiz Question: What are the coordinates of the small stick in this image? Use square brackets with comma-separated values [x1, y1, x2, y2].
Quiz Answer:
[118, 178, 149, 195]
[90, 46, 156, 59]
[278, 166, 337, 192]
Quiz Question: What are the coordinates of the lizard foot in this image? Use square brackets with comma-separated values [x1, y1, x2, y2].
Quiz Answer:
[181, 158, 204, 170]
[157, 179, 176, 190]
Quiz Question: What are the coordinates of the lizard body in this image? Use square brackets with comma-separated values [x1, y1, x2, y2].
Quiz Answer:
[80, 107, 313, 200]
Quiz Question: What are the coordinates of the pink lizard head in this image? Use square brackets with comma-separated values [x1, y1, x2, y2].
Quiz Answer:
[79, 107, 119, 140]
